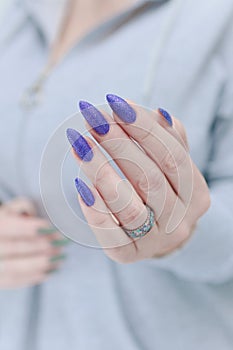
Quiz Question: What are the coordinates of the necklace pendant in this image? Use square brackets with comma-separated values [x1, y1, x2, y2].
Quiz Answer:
[20, 85, 44, 110]
[20, 70, 49, 111]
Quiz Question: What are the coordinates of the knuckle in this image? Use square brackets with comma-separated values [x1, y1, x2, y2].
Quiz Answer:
[178, 221, 189, 236]
[137, 167, 164, 193]
[161, 143, 187, 174]
[176, 221, 190, 241]
[140, 119, 157, 144]
[118, 202, 143, 227]
[95, 164, 112, 186]
[107, 138, 127, 156]
[199, 192, 211, 216]
[91, 213, 109, 228]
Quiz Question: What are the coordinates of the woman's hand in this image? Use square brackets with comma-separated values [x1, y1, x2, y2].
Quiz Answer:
[0, 197, 67, 289]
[67, 95, 210, 263]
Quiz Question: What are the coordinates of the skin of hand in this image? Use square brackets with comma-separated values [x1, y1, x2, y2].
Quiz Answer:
[69, 97, 211, 263]
[0, 197, 67, 289]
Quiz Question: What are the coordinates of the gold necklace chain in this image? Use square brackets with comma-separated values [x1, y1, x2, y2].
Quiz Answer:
[20, 0, 74, 110]
[20, 68, 50, 110]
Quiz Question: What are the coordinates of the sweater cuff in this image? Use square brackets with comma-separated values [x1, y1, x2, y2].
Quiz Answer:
[151, 194, 233, 283]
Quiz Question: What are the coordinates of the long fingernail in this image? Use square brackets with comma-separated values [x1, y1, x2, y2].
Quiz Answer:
[106, 94, 136, 123]
[51, 238, 70, 247]
[38, 227, 58, 235]
[79, 101, 110, 135]
[75, 178, 95, 207]
[66, 128, 93, 161]
[50, 254, 66, 263]
[158, 108, 173, 127]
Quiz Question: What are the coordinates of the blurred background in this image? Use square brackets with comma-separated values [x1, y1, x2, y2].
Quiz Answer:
[0, 0, 7, 20]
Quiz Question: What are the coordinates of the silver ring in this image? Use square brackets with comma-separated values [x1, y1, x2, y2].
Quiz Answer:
[123, 205, 155, 239]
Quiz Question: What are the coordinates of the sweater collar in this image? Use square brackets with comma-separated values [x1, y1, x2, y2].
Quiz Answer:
[23, 0, 167, 45]
[23, 0, 67, 45]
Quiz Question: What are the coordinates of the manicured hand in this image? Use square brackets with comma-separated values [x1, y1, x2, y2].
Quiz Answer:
[67, 95, 210, 263]
[0, 197, 67, 289]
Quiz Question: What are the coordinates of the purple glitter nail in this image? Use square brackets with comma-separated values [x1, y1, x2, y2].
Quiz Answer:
[79, 101, 110, 135]
[106, 94, 136, 123]
[158, 108, 173, 127]
[75, 178, 95, 206]
[66, 128, 93, 161]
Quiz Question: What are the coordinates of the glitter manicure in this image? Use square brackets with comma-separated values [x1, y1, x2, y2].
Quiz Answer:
[66, 128, 93, 161]
[75, 178, 95, 207]
[106, 94, 136, 123]
[79, 100, 110, 135]
[158, 108, 173, 127]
